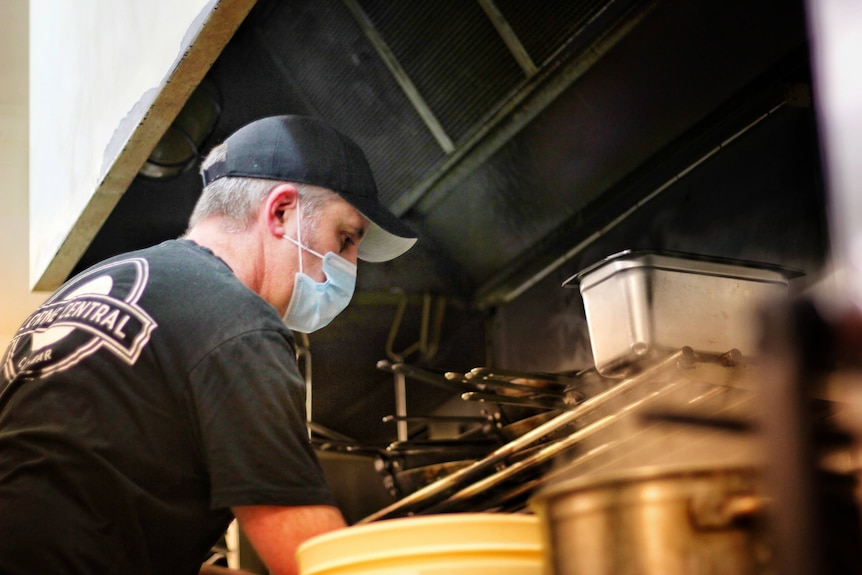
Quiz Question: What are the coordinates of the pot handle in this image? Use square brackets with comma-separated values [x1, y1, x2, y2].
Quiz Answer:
[689, 493, 764, 530]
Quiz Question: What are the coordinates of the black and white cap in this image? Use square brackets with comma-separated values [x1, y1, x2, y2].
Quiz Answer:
[202, 115, 417, 262]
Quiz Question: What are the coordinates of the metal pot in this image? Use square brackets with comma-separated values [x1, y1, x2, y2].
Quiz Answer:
[530, 465, 768, 575]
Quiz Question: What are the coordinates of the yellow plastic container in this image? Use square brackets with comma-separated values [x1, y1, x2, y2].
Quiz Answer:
[297, 513, 544, 575]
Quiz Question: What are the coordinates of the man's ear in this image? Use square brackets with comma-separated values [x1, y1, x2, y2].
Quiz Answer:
[264, 183, 299, 237]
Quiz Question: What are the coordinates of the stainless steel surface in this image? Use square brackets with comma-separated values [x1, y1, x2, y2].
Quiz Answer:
[379, 360, 580, 410]
[565, 250, 799, 377]
[531, 465, 765, 575]
[465, 366, 582, 385]
[495, 411, 564, 441]
[434, 377, 686, 510]
[389, 460, 474, 498]
[359, 351, 685, 523]
[376, 360, 466, 394]
[430, 349, 756, 513]
[393, 371, 408, 442]
[361, 334, 862, 573]
[381, 414, 489, 425]
[473, 369, 753, 514]
[459, 373, 568, 397]
[460, 391, 567, 411]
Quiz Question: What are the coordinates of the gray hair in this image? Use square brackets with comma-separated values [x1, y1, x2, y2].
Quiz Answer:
[188, 141, 335, 234]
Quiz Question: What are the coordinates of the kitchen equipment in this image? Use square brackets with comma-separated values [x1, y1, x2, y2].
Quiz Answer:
[376, 360, 467, 394]
[427, 357, 709, 515]
[459, 367, 573, 393]
[296, 513, 544, 575]
[314, 437, 498, 467]
[383, 438, 499, 463]
[377, 415, 568, 498]
[384, 410, 562, 443]
[461, 390, 568, 410]
[530, 464, 767, 575]
[318, 406, 578, 500]
[497, 410, 566, 441]
[563, 250, 802, 377]
[360, 351, 687, 522]
[466, 366, 581, 384]
[389, 460, 474, 498]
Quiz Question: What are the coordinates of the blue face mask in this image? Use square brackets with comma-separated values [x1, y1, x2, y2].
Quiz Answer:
[282, 203, 357, 333]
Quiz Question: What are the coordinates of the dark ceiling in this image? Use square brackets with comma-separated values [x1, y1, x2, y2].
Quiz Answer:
[71, 0, 812, 441]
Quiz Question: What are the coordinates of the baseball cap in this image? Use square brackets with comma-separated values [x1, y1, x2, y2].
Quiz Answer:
[201, 115, 417, 262]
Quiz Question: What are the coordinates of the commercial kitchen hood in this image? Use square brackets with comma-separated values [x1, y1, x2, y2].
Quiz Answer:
[44, 0, 820, 441]
[68, 0, 811, 299]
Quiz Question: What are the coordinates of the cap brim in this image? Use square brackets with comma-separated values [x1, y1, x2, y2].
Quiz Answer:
[358, 222, 418, 262]
[339, 191, 417, 262]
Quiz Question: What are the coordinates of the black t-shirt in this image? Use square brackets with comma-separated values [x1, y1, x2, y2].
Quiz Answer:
[0, 239, 336, 575]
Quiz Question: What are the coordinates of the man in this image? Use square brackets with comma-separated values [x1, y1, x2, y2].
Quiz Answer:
[0, 115, 417, 575]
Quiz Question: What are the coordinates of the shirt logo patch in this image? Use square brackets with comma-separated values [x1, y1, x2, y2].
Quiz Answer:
[2, 258, 157, 381]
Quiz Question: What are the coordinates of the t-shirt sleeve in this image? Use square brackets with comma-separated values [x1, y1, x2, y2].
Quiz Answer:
[186, 328, 337, 510]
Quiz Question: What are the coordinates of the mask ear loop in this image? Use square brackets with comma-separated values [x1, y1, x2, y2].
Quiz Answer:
[284, 195, 328, 267]
[295, 198, 304, 276]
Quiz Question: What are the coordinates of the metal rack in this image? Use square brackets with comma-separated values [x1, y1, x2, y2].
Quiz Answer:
[360, 348, 756, 523]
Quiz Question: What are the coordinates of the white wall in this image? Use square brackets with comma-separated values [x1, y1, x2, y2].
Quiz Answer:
[29, 0, 215, 289]
[0, 0, 47, 350]
[3, 0, 255, 349]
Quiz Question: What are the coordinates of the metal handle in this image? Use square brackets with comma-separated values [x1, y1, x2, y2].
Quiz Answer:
[689, 493, 763, 530]
[359, 350, 686, 523]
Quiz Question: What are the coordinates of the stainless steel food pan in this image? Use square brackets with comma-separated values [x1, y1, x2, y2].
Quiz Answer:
[563, 250, 802, 377]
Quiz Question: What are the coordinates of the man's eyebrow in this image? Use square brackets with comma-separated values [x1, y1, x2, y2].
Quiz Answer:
[346, 224, 366, 239]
